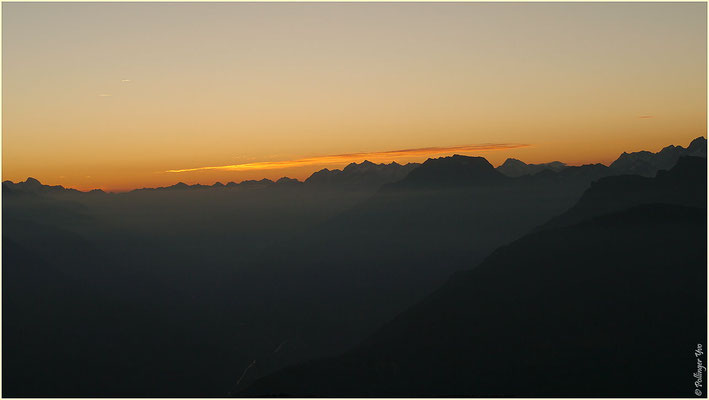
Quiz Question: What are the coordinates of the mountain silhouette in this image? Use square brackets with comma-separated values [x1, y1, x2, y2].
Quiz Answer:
[222, 148, 701, 386]
[5, 137, 703, 196]
[130, 178, 279, 192]
[392, 155, 504, 188]
[125, 161, 414, 193]
[222, 154, 629, 387]
[275, 177, 302, 185]
[2, 177, 89, 195]
[3, 139, 706, 397]
[304, 160, 418, 189]
[532, 162, 611, 182]
[542, 156, 706, 230]
[610, 136, 706, 177]
[496, 158, 567, 177]
[240, 155, 707, 397]
[241, 203, 706, 397]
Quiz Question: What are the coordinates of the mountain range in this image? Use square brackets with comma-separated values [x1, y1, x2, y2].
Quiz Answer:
[609, 136, 707, 176]
[305, 160, 419, 188]
[240, 155, 707, 397]
[2, 136, 706, 397]
[5, 137, 705, 195]
[496, 158, 567, 177]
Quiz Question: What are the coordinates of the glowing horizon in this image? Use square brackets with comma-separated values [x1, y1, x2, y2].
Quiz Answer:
[6, 135, 707, 193]
[164, 143, 531, 173]
[3, 3, 706, 191]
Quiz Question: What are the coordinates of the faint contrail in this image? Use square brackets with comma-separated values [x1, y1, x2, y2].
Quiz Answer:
[165, 143, 530, 173]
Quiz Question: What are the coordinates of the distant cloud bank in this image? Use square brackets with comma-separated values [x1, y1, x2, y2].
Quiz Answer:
[165, 143, 530, 173]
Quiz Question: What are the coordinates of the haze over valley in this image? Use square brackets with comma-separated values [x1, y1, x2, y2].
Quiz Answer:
[3, 2, 706, 397]
[3, 137, 707, 396]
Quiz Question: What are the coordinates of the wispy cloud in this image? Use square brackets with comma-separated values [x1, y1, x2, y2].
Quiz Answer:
[638, 115, 654, 119]
[121, 79, 132, 83]
[165, 143, 530, 173]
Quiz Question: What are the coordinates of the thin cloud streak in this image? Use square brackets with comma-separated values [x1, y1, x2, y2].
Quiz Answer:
[165, 143, 531, 173]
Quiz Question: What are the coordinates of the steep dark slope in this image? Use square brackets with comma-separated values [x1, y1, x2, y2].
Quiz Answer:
[6, 146, 702, 396]
[242, 203, 706, 397]
[2, 191, 278, 397]
[224, 155, 624, 388]
[3, 167, 424, 396]
[610, 136, 706, 177]
[241, 152, 706, 396]
[542, 156, 706, 230]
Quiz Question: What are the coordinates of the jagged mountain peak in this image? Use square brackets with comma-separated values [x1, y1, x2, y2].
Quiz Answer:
[423, 154, 495, 168]
[688, 136, 707, 157]
[2, 177, 89, 195]
[304, 160, 419, 188]
[610, 136, 706, 177]
[276, 177, 301, 184]
[393, 155, 504, 188]
[496, 158, 567, 178]
[23, 177, 42, 186]
[500, 158, 527, 167]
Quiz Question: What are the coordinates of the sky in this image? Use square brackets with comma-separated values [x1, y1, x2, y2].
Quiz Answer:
[2, 2, 706, 192]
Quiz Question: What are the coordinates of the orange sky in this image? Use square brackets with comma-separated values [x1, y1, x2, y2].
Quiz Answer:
[2, 2, 706, 192]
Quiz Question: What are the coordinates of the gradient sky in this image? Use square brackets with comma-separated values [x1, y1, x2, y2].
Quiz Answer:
[3, 2, 706, 192]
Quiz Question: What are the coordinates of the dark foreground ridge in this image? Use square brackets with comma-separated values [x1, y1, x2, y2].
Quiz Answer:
[240, 155, 707, 397]
[2, 137, 706, 397]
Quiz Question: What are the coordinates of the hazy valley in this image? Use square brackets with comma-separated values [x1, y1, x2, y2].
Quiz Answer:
[3, 137, 706, 397]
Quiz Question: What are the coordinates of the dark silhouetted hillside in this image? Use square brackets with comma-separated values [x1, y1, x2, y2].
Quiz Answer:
[392, 155, 503, 188]
[542, 156, 706, 230]
[2, 177, 95, 195]
[241, 151, 707, 397]
[610, 136, 706, 177]
[3, 140, 706, 397]
[496, 158, 567, 177]
[241, 203, 706, 397]
[221, 155, 628, 389]
[304, 160, 418, 189]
